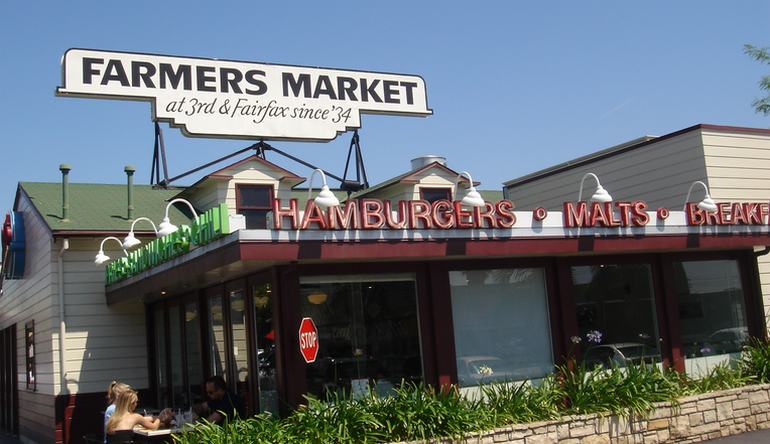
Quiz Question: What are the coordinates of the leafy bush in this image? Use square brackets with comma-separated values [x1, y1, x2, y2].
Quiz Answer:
[480, 376, 562, 424]
[176, 341, 770, 443]
[556, 362, 682, 417]
[741, 338, 770, 383]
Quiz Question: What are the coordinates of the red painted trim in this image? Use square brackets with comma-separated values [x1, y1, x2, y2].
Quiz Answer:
[207, 154, 305, 181]
[651, 256, 674, 369]
[426, 262, 457, 388]
[239, 234, 767, 262]
[555, 258, 580, 364]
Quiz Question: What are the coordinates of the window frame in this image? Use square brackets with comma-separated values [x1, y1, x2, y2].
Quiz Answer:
[235, 184, 275, 229]
[419, 187, 452, 204]
[24, 320, 35, 391]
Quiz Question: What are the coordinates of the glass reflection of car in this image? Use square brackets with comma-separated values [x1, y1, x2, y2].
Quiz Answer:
[582, 343, 658, 369]
[704, 327, 749, 355]
[456, 356, 517, 385]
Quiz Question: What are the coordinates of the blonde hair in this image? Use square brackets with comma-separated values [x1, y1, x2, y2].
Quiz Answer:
[106, 381, 132, 404]
[106, 389, 138, 433]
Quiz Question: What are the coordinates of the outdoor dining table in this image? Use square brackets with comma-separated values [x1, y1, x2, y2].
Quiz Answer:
[132, 425, 180, 443]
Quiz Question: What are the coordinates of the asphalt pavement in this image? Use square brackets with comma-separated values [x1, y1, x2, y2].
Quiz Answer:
[705, 428, 770, 443]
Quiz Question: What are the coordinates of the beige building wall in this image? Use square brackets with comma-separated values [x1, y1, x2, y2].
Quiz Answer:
[0, 193, 151, 443]
[701, 128, 770, 328]
[0, 193, 56, 444]
[57, 238, 148, 395]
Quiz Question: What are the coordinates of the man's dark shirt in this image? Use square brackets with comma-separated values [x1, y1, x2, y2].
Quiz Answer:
[208, 391, 245, 422]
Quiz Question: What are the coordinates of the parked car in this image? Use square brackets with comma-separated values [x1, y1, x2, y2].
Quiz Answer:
[582, 343, 659, 369]
[456, 356, 509, 385]
[704, 327, 749, 355]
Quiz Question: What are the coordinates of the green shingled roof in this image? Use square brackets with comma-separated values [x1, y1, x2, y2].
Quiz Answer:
[20, 182, 191, 232]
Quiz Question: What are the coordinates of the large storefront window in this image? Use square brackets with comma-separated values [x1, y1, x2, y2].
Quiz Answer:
[673, 260, 748, 376]
[169, 306, 185, 405]
[153, 298, 205, 407]
[228, 287, 251, 411]
[253, 282, 278, 415]
[299, 274, 422, 399]
[450, 268, 553, 386]
[153, 306, 168, 405]
[184, 301, 204, 404]
[207, 295, 228, 379]
[571, 264, 661, 367]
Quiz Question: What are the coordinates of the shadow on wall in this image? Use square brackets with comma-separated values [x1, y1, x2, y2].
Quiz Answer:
[54, 288, 149, 444]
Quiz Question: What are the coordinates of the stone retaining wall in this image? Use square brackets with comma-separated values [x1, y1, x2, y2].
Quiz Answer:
[407, 383, 770, 444]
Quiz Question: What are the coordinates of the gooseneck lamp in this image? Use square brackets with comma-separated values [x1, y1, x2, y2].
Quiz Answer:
[307, 168, 340, 210]
[94, 237, 128, 265]
[157, 198, 199, 237]
[454, 171, 485, 208]
[577, 172, 613, 203]
[683, 181, 718, 213]
[122, 217, 160, 249]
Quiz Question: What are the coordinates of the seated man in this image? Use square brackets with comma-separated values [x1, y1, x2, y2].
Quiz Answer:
[202, 375, 245, 424]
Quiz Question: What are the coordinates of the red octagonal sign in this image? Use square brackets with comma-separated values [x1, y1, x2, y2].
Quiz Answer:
[298, 317, 319, 364]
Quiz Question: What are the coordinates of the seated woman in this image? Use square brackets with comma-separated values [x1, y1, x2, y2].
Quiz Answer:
[104, 381, 131, 444]
[105, 389, 160, 444]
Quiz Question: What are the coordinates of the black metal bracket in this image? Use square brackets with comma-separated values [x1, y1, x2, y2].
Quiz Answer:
[340, 130, 369, 193]
[150, 121, 170, 186]
[150, 125, 369, 192]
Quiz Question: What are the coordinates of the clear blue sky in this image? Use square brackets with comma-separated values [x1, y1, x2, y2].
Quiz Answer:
[1, 1, 769, 216]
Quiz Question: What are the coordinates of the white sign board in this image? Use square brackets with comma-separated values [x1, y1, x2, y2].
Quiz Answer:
[57, 49, 432, 141]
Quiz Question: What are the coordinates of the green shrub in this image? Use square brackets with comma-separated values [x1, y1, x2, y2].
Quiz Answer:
[741, 338, 770, 383]
[556, 362, 682, 417]
[172, 413, 290, 444]
[480, 376, 562, 424]
[176, 346, 770, 444]
[286, 392, 385, 443]
[369, 382, 491, 441]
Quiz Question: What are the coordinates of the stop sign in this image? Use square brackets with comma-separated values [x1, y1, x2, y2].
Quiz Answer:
[298, 317, 319, 363]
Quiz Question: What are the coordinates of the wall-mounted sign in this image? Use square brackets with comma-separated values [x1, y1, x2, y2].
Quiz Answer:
[57, 49, 432, 142]
[2, 212, 26, 280]
[105, 204, 229, 285]
[268, 198, 770, 231]
[563, 201, 770, 228]
[298, 317, 319, 364]
[272, 198, 516, 230]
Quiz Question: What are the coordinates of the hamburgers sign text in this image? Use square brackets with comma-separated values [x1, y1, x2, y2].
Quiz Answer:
[271, 198, 770, 230]
[57, 49, 431, 141]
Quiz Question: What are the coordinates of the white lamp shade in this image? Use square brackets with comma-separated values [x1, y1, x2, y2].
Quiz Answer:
[314, 185, 340, 210]
[460, 187, 486, 208]
[697, 196, 718, 213]
[591, 185, 613, 203]
[157, 217, 179, 237]
[122, 233, 141, 249]
[94, 250, 110, 265]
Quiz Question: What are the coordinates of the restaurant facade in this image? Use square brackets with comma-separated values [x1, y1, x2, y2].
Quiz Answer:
[1, 123, 770, 444]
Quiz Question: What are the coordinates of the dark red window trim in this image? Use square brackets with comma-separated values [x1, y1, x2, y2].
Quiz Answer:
[236, 184, 274, 229]
[419, 187, 452, 203]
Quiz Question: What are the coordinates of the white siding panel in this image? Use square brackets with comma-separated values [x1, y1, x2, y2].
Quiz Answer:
[0, 194, 57, 444]
[54, 238, 149, 397]
[703, 129, 770, 327]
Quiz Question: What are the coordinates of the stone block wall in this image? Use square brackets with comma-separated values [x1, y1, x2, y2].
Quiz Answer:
[402, 383, 770, 444]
